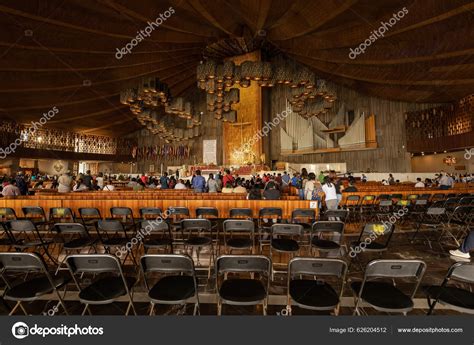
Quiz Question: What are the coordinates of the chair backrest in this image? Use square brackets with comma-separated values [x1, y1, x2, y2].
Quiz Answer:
[229, 208, 253, 219]
[361, 222, 394, 236]
[312, 221, 344, 235]
[140, 220, 169, 234]
[22, 206, 45, 218]
[110, 207, 133, 217]
[79, 208, 101, 218]
[216, 255, 271, 274]
[66, 254, 122, 274]
[196, 207, 219, 218]
[54, 223, 88, 235]
[459, 197, 474, 205]
[291, 208, 316, 221]
[364, 259, 426, 281]
[97, 219, 125, 232]
[0, 207, 17, 220]
[322, 210, 348, 222]
[446, 262, 474, 284]
[0, 252, 47, 272]
[223, 219, 254, 233]
[415, 199, 428, 206]
[444, 197, 460, 208]
[288, 257, 347, 278]
[378, 200, 393, 207]
[362, 195, 376, 203]
[50, 207, 74, 219]
[140, 254, 195, 274]
[432, 193, 446, 200]
[258, 208, 282, 218]
[397, 200, 410, 207]
[181, 219, 211, 231]
[427, 206, 445, 215]
[407, 194, 418, 200]
[139, 208, 162, 219]
[8, 219, 37, 232]
[346, 195, 360, 202]
[271, 224, 303, 237]
[377, 194, 391, 201]
[168, 207, 190, 217]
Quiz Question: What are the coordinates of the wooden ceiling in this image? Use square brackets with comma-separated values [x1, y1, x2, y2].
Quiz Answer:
[0, 0, 473, 136]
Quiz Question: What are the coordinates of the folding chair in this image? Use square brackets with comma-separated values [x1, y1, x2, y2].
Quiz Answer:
[424, 262, 474, 315]
[441, 205, 473, 248]
[229, 208, 253, 219]
[287, 257, 347, 315]
[375, 200, 393, 222]
[0, 252, 69, 315]
[258, 208, 283, 252]
[0, 209, 16, 248]
[168, 206, 190, 232]
[139, 207, 162, 220]
[53, 223, 97, 274]
[343, 195, 360, 222]
[96, 220, 137, 266]
[411, 206, 446, 248]
[110, 207, 137, 231]
[0, 207, 17, 222]
[291, 208, 316, 231]
[21, 206, 48, 228]
[181, 219, 214, 278]
[140, 220, 173, 254]
[270, 224, 303, 279]
[459, 196, 474, 205]
[8, 219, 56, 264]
[140, 254, 200, 315]
[359, 195, 376, 221]
[351, 259, 426, 315]
[216, 255, 271, 315]
[195, 207, 219, 235]
[222, 219, 255, 254]
[311, 221, 345, 257]
[66, 254, 137, 315]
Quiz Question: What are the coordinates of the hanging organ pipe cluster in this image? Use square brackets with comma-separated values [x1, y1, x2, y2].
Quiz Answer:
[196, 60, 337, 120]
[120, 77, 201, 143]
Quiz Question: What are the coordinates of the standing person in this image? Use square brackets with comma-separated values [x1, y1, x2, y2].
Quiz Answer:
[222, 169, 234, 187]
[73, 178, 88, 192]
[58, 171, 72, 193]
[282, 171, 290, 186]
[330, 170, 343, 207]
[388, 173, 395, 185]
[361, 174, 367, 183]
[192, 170, 206, 193]
[263, 182, 281, 200]
[322, 177, 338, 210]
[103, 180, 115, 191]
[318, 171, 325, 183]
[168, 176, 176, 189]
[15, 172, 28, 195]
[439, 171, 453, 189]
[83, 170, 93, 189]
[207, 173, 219, 193]
[160, 172, 169, 189]
[96, 172, 104, 189]
[304, 173, 318, 200]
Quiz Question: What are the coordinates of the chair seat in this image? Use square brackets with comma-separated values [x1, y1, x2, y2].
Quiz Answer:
[79, 276, 136, 303]
[148, 275, 195, 302]
[420, 220, 442, 227]
[64, 237, 95, 249]
[271, 238, 299, 252]
[351, 281, 413, 311]
[311, 239, 340, 250]
[226, 238, 253, 249]
[424, 285, 474, 310]
[144, 238, 173, 247]
[5, 274, 70, 300]
[102, 238, 128, 246]
[290, 279, 339, 308]
[14, 239, 52, 248]
[219, 279, 266, 303]
[185, 237, 212, 246]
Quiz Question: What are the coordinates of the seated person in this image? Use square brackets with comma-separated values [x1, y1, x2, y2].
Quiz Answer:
[414, 177, 425, 188]
[221, 182, 234, 193]
[73, 178, 88, 192]
[247, 185, 262, 200]
[449, 231, 473, 259]
[263, 181, 281, 200]
[174, 179, 187, 189]
[343, 181, 358, 192]
[1, 179, 21, 197]
[103, 180, 115, 191]
[233, 181, 247, 193]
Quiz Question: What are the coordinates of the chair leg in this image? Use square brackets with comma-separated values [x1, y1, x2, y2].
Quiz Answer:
[262, 300, 267, 315]
[193, 302, 200, 316]
[149, 302, 155, 316]
[9, 301, 21, 315]
[217, 300, 222, 316]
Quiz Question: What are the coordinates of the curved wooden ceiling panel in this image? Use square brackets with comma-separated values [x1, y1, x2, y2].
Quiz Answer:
[0, 0, 472, 136]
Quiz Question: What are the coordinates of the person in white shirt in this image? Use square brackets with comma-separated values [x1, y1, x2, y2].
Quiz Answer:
[221, 182, 233, 193]
[322, 177, 338, 210]
[414, 178, 425, 188]
[57, 171, 72, 193]
[96, 172, 104, 189]
[174, 179, 187, 189]
[103, 180, 115, 191]
[304, 173, 317, 200]
[1, 180, 21, 197]
[381, 179, 389, 186]
[233, 182, 247, 194]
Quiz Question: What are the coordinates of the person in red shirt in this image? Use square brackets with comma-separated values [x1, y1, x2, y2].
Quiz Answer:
[222, 169, 235, 188]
